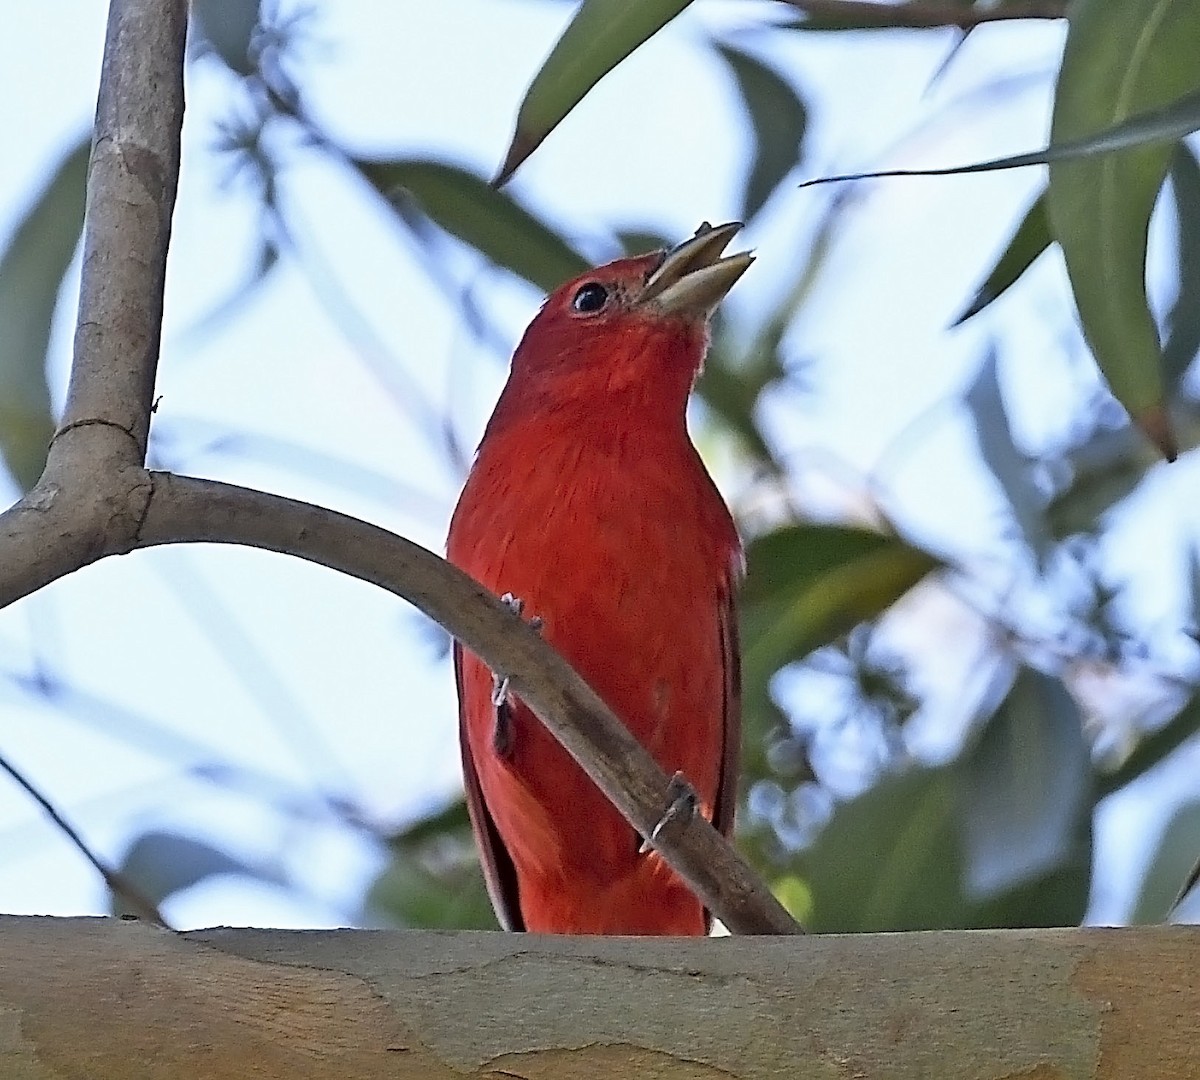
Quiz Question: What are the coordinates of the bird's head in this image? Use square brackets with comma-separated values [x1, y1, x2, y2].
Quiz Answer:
[494, 222, 753, 426]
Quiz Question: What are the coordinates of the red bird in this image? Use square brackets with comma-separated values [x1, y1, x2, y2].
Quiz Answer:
[447, 223, 751, 934]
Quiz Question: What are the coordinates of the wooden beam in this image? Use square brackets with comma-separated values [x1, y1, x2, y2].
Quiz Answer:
[1, 917, 1196, 1078]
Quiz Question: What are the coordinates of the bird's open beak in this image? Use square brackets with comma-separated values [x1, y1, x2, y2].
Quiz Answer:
[639, 221, 753, 318]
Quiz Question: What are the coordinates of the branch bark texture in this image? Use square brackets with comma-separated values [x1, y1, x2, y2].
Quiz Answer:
[58, 0, 186, 460]
[0, 0, 799, 935]
[135, 474, 800, 936]
[3, 918, 1198, 1079]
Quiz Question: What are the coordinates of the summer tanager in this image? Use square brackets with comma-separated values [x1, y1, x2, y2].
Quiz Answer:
[447, 222, 751, 934]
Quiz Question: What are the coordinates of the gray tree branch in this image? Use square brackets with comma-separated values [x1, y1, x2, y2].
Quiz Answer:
[0, 0, 800, 935]
[55, 0, 186, 460]
[136, 473, 801, 934]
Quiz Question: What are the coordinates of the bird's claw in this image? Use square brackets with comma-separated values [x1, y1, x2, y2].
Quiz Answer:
[639, 771, 698, 854]
[491, 594, 544, 704]
[491, 593, 543, 757]
[499, 592, 543, 633]
[492, 696, 514, 757]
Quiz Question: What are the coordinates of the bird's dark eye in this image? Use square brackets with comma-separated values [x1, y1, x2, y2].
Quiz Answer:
[571, 282, 609, 314]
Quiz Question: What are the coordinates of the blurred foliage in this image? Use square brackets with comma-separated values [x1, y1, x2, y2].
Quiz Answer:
[1164, 145, 1200, 390]
[716, 43, 808, 221]
[0, 136, 88, 488]
[358, 159, 588, 292]
[110, 830, 287, 918]
[362, 799, 495, 929]
[1047, 0, 1200, 455]
[494, 0, 696, 184]
[740, 526, 940, 694]
[1131, 800, 1200, 923]
[955, 192, 1049, 325]
[3, 0, 1200, 934]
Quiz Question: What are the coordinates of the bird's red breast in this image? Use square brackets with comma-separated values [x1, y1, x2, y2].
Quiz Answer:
[447, 225, 750, 934]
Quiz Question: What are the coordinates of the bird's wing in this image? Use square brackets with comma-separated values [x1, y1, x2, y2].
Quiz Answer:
[703, 580, 742, 934]
[454, 642, 525, 931]
[714, 578, 742, 841]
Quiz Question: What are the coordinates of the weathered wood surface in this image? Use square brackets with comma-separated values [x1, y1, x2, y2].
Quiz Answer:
[1, 917, 1197, 1078]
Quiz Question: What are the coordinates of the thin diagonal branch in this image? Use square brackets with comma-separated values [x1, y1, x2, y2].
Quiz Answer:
[135, 473, 803, 935]
[779, 0, 1067, 29]
[0, 751, 167, 926]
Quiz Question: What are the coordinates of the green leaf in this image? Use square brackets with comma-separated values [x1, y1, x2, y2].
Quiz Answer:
[954, 191, 1050, 324]
[618, 229, 671, 258]
[800, 671, 1091, 934]
[191, 0, 260, 76]
[112, 829, 286, 914]
[964, 350, 1050, 557]
[1130, 800, 1200, 923]
[1164, 143, 1200, 391]
[741, 525, 939, 689]
[770, 872, 815, 925]
[357, 158, 588, 293]
[800, 87, 1200, 190]
[494, 0, 696, 185]
[802, 764, 963, 932]
[1047, 0, 1200, 458]
[388, 796, 472, 850]
[800, 762, 1090, 932]
[738, 525, 935, 794]
[716, 44, 808, 221]
[0, 136, 89, 490]
[696, 316, 782, 466]
[1046, 450, 1148, 538]
[1096, 694, 1200, 799]
[773, 4, 976, 31]
[957, 668, 1091, 901]
[1045, 407, 1200, 540]
[363, 853, 496, 930]
[967, 856, 1092, 930]
[696, 201, 842, 468]
[365, 803, 496, 930]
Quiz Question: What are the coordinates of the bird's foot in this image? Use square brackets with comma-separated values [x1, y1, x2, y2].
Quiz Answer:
[490, 593, 543, 705]
[639, 771, 698, 854]
[492, 697, 514, 758]
[498, 591, 543, 633]
[490, 593, 543, 758]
